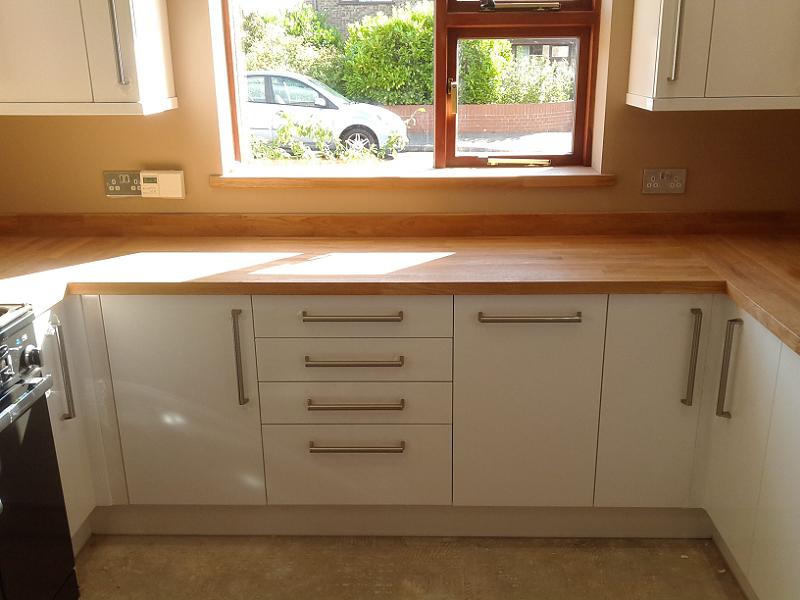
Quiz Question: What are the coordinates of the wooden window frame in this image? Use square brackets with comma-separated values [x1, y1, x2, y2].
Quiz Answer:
[221, 0, 601, 170]
[434, 0, 601, 168]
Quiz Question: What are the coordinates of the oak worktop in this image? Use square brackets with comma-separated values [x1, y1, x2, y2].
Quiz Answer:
[1, 234, 798, 353]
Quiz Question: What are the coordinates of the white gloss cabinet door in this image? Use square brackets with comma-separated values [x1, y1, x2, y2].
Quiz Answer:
[595, 295, 712, 508]
[102, 296, 265, 505]
[453, 295, 607, 507]
[35, 297, 97, 539]
[702, 296, 781, 574]
[0, 0, 93, 102]
[706, 0, 800, 98]
[749, 345, 800, 600]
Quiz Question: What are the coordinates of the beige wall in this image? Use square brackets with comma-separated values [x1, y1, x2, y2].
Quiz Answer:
[0, 0, 798, 215]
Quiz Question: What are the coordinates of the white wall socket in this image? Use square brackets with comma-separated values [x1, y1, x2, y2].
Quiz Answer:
[642, 169, 687, 194]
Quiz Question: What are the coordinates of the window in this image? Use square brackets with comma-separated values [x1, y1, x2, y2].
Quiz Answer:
[222, 0, 600, 170]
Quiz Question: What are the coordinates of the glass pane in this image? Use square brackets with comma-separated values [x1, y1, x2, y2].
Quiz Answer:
[455, 37, 578, 157]
[235, 0, 434, 169]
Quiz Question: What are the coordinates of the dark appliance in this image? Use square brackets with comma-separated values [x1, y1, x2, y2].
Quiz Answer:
[0, 304, 79, 599]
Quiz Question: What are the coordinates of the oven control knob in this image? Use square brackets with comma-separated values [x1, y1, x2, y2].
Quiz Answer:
[22, 345, 42, 369]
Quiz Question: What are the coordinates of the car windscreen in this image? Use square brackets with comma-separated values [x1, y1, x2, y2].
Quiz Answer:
[304, 77, 352, 106]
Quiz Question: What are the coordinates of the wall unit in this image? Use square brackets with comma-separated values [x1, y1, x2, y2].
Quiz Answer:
[452, 295, 607, 507]
[0, 0, 176, 115]
[101, 296, 265, 505]
[595, 295, 712, 508]
[627, 0, 800, 111]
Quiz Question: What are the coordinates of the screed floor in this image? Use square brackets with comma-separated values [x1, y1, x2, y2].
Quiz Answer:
[76, 536, 746, 600]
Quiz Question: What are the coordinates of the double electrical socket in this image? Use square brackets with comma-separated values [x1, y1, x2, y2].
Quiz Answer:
[642, 169, 687, 194]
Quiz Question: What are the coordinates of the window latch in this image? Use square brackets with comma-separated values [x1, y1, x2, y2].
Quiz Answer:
[487, 158, 553, 167]
[480, 0, 562, 11]
[447, 78, 459, 115]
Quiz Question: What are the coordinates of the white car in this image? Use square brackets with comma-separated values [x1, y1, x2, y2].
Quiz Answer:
[244, 71, 408, 151]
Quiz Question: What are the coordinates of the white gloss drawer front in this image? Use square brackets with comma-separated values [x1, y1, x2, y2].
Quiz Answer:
[260, 382, 452, 424]
[252, 296, 453, 338]
[262, 425, 452, 505]
[256, 338, 453, 382]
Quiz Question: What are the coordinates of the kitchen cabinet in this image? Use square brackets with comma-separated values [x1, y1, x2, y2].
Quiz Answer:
[0, 0, 176, 115]
[627, 0, 800, 111]
[102, 296, 265, 505]
[701, 296, 781, 574]
[749, 344, 800, 600]
[595, 295, 712, 508]
[452, 295, 607, 507]
[33, 296, 97, 540]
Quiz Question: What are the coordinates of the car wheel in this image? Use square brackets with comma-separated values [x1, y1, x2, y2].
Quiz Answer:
[341, 127, 379, 151]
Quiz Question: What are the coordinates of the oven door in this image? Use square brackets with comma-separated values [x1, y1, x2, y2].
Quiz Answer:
[0, 377, 78, 600]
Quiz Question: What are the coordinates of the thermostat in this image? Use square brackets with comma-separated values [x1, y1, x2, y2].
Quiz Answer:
[140, 170, 185, 199]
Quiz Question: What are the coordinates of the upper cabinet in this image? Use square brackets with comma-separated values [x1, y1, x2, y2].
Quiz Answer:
[0, 0, 176, 115]
[627, 0, 800, 111]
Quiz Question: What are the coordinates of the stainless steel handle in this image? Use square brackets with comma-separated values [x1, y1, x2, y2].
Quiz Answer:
[52, 319, 76, 421]
[309, 441, 406, 454]
[478, 312, 582, 324]
[716, 319, 742, 419]
[301, 311, 404, 323]
[304, 356, 405, 368]
[108, 0, 130, 85]
[681, 308, 704, 407]
[487, 158, 552, 167]
[231, 309, 249, 406]
[306, 399, 406, 411]
[667, 0, 684, 82]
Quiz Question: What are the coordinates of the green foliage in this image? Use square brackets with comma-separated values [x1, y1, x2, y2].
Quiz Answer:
[241, 8, 344, 90]
[341, 3, 434, 105]
[250, 112, 407, 163]
[458, 39, 512, 105]
[240, 1, 575, 106]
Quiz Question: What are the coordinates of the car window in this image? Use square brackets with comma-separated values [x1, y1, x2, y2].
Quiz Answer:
[247, 76, 267, 103]
[270, 76, 325, 107]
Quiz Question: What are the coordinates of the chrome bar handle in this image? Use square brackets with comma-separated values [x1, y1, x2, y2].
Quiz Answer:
[51, 317, 76, 421]
[304, 356, 405, 368]
[309, 442, 406, 454]
[481, 0, 562, 10]
[108, 0, 130, 85]
[667, 0, 684, 81]
[307, 399, 406, 411]
[231, 309, 249, 406]
[681, 308, 704, 406]
[716, 319, 742, 419]
[301, 311, 403, 323]
[478, 312, 582, 324]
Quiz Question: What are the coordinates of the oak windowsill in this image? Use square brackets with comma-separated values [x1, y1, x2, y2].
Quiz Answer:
[209, 166, 616, 190]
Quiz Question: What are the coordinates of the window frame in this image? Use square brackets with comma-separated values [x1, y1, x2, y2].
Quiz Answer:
[221, 0, 601, 170]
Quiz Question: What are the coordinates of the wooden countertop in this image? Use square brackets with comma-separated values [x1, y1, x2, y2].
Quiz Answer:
[1, 234, 798, 353]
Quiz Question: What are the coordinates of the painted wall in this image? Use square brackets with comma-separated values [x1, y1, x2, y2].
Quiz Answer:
[0, 0, 799, 215]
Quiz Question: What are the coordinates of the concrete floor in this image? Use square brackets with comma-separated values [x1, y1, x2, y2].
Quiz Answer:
[76, 536, 747, 600]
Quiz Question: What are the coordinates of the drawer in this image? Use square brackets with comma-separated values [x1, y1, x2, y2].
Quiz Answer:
[253, 296, 453, 338]
[262, 424, 452, 505]
[260, 382, 452, 424]
[256, 338, 453, 382]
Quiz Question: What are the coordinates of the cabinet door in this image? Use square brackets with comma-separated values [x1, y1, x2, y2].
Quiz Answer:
[595, 295, 712, 508]
[34, 297, 96, 539]
[703, 296, 781, 573]
[0, 0, 93, 102]
[706, 0, 800, 98]
[102, 296, 265, 505]
[453, 295, 607, 507]
[749, 344, 800, 600]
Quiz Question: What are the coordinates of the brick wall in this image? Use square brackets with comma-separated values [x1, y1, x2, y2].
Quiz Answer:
[313, 0, 403, 36]
[386, 101, 576, 135]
